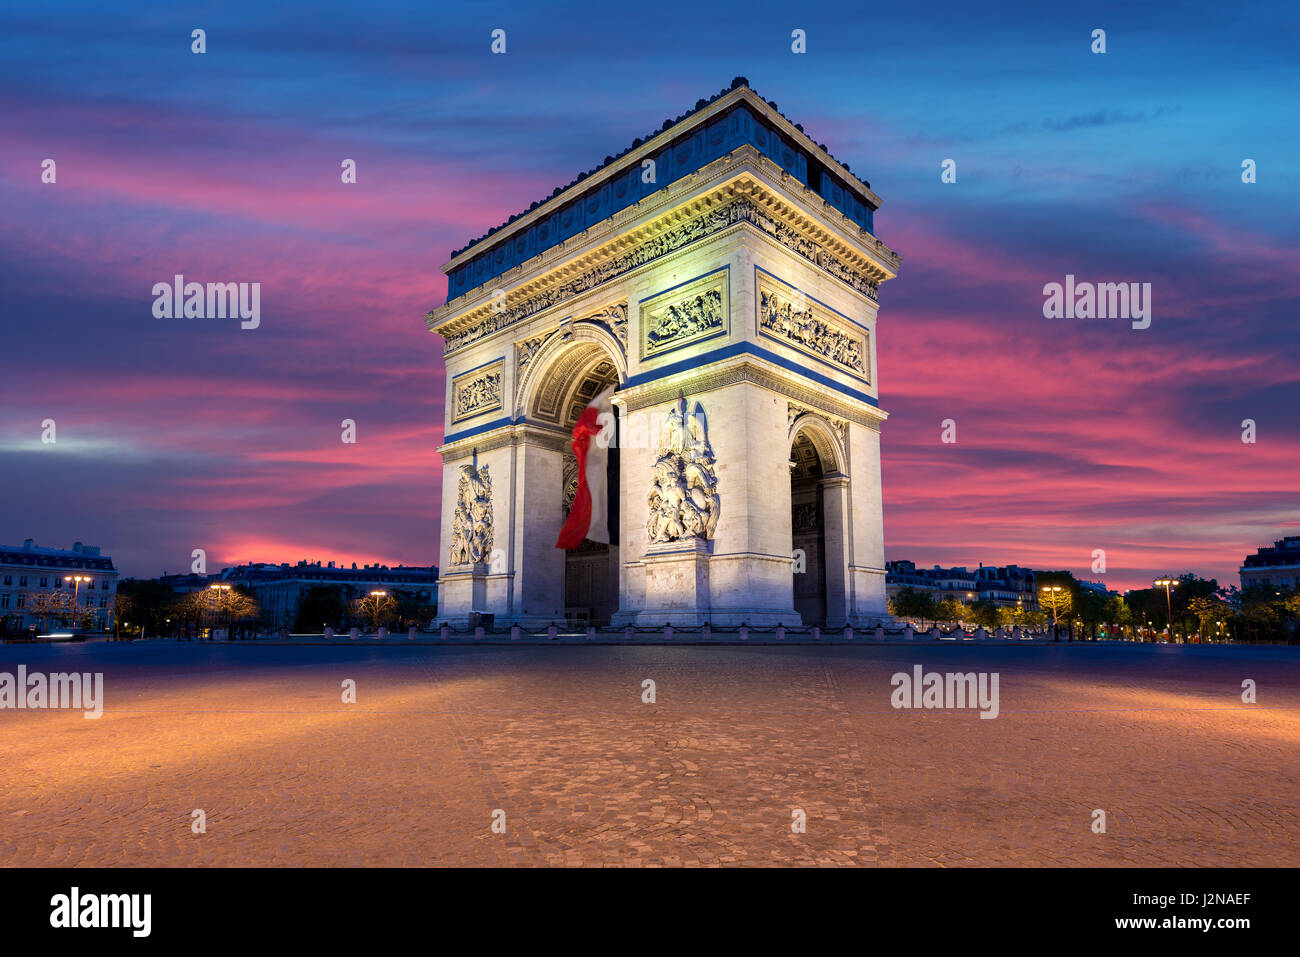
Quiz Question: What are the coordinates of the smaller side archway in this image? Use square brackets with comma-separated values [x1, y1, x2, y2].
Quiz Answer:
[788, 414, 850, 628]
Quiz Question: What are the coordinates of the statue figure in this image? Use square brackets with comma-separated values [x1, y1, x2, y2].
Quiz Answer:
[646, 398, 719, 544]
[449, 463, 493, 565]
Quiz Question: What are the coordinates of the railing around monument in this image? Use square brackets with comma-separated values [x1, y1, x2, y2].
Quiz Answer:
[422, 621, 1059, 642]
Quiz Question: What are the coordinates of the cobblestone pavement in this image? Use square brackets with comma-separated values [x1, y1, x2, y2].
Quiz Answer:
[1, 641, 1297, 866]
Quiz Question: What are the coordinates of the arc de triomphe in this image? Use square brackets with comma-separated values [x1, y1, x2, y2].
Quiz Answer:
[427, 78, 900, 628]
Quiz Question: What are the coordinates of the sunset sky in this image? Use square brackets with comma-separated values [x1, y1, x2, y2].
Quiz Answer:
[2, 1, 1296, 589]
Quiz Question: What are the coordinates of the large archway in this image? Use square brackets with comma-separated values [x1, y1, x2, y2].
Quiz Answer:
[517, 328, 625, 625]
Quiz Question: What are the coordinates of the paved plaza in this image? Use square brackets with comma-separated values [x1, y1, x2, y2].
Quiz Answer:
[1, 640, 1297, 867]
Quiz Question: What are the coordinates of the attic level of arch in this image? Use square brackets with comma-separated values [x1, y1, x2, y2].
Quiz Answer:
[430, 170, 898, 356]
[443, 98, 882, 302]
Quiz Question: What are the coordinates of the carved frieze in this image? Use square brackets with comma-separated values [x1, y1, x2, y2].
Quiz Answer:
[449, 463, 494, 566]
[438, 198, 878, 355]
[758, 275, 869, 382]
[580, 301, 628, 351]
[640, 269, 728, 361]
[788, 401, 848, 445]
[647, 397, 720, 545]
[792, 502, 818, 532]
[562, 453, 578, 516]
[451, 359, 505, 424]
[517, 333, 550, 370]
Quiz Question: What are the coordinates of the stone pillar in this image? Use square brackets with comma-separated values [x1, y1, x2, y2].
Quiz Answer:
[512, 432, 567, 625]
[844, 422, 889, 623]
[635, 539, 712, 626]
[821, 474, 851, 628]
[437, 563, 490, 625]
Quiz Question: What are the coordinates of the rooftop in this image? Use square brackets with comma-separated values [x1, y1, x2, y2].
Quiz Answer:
[440, 78, 885, 304]
[0, 539, 115, 571]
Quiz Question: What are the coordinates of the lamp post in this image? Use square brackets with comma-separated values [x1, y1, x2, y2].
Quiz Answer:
[209, 584, 231, 640]
[63, 575, 89, 630]
[368, 590, 388, 632]
[1154, 578, 1178, 642]
[1040, 585, 1063, 639]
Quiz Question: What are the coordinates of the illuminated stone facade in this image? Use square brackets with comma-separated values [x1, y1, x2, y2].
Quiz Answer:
[428, 80, 900, 627]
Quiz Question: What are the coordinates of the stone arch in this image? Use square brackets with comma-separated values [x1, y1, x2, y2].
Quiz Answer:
[788, 415, 851, 628]
[512, 323, 626, 625]
[787, 412, 846, 476]
[514, 322, 627, 425]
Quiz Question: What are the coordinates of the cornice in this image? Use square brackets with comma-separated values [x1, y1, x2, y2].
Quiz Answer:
[438, 421, 569, 462]
[619, 353, 887, 430]
[428, 151, 900, 351]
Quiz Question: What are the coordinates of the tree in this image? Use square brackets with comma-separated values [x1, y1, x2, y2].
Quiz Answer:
[1076, 588, 1110, 639]
[168, 587, 260, 640]
[1106, 595, 1133, 638]
[116, 578, 178, 637]
[967, 599, 1000, 629]
[295, 586, 347, 633]
[1038, 587, 1072, 634]
[353, 592, 398, 631]
[889, 587, 936, 629]
[27, 591, 78, 632]
[1188, 595, 1232, 641]
[391, 589, 436, 631]
[935, 597, 969, 626]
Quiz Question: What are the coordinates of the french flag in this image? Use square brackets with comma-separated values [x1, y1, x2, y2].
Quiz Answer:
[556, 386, 615, 549]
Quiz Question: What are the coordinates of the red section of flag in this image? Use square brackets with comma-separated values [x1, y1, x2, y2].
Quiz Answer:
[556, 404, 604, 550]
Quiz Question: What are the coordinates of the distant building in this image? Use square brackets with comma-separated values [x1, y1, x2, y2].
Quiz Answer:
[1077, 579, 1119, 597]
[218, 560, 438, 628]
[1240, 536, 1300, 591]
[886, 561, 1037, 608]
[0, 539, 119, 633]
[157, 572, 214, 594]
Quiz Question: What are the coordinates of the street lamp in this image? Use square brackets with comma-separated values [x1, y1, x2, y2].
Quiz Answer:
[1040, 585, 1063, 639]
[209, 584, 231, 640]
[1154, 578, 1178, 642]
[368, 590, 389, 631]
[64, 576, 89, 630]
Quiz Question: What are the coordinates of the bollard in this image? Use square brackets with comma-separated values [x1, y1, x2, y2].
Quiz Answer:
[904, 625, 914, 641]
[664, 623, 673, 641]
[511, 625, 521, 641]
[377, 626, 388, 641]
[624, 625, 634, 641]
[349, 626, 360, 640]
[844, 624, 854, 641]
[739, 623, 749, 641]
[474, 626, 484, 641]
[440, 622, 449, 641]
[547, 623, 557, 641]
[776, 623, 785, 641]
[875, 625, 885, 641]
[702, 622, 711, 641]
[811, 626, 820, 641]
[408, 626, 417, 640]
[930, 626, 941, 641]
[995, 627, 1004, 640]
[586, 625, 596, 641]
[324, 626, 334, 640]
[975, 627, 987, 641]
